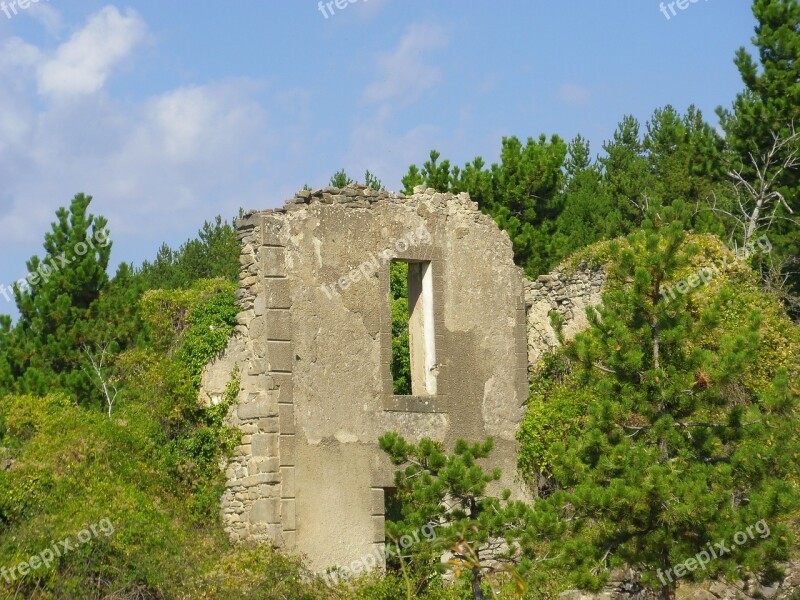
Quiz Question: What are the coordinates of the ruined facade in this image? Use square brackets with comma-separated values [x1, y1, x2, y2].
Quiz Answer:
[201, 185, 603, 572]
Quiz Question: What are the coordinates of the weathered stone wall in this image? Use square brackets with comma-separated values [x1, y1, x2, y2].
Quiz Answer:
[524, 263, 606, 367]
[201, 217, 290, 546]
[202, 184, 530, 572]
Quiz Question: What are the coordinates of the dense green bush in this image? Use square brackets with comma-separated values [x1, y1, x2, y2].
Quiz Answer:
[0, 277, 247, 597]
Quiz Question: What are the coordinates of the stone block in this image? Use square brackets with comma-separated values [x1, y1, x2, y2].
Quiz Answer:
[267, 341, 293, 372]
[249, 316, 266, 339]
[265, 309, 292, 341]
[237, 309, 255, 326]
[372, 515, 385, 543]
[279, 434, 295, 466]
[249, 498, 280, 524]
[233, 444, 252, 457]
[370, 488, 384, 515]
[249, 457, 279, 475]
[254, 294, 266, 317]
[262, 216, 283, 247]
[239, 250, 255, 268]
[281, 499, 296, 530]
[281, 466, 295, 498]
[279, 404, 295, 435]
[227, 472, 279, 488]
[248, 359, 267, 376]
[261, 246, 286, 277]
[249, 374, 276, 390]
[251, 433, 278, 457]
[258, 417, 279, 433]
[379, 333, 392, 365]
[282, 530, 297, 551]
[273, 373, 293, 404]
[252, 340, 267, 359]
[250, 523, 282, 542]
[237, 391, 279, 420]
[265, 278, 290, 309]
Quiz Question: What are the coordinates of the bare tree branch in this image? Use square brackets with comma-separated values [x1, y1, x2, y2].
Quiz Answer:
[82, 342, 120, 418]
[727, 127, 800, 247]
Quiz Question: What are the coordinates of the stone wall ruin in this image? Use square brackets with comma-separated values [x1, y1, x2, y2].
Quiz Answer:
[201, 184, 604, 572]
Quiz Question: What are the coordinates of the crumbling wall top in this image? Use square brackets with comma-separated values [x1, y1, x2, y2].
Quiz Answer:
[235, 184, 481, 235]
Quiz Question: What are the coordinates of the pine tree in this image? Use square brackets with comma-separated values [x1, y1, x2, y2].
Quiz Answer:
[717, 0, 800, 191]
[0, 315, 12, 396]
[379, 433, 558, 600]
[6, 194, 112, 405]
[538, 205, 798, 599]
[364, 170, 385, 191]
[401, 164, 425, 195]
[389, 261, 411, 394]
[716, 0, 800, 305]
[137, 215, 240, 290]
[552, 136, 619, 263]
[644, 105, 726, 211]
[599, 115, 653, 230]
[329, 169, 354, 188]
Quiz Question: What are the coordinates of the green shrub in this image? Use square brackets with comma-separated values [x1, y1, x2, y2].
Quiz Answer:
[0, 278, 248, 598]
[517, 353, 589, 487]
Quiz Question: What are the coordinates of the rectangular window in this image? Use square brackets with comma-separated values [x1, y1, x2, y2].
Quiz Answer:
[390, 260, 436, 396]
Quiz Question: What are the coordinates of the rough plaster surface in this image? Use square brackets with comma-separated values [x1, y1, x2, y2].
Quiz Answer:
[201, 184, 587, 572]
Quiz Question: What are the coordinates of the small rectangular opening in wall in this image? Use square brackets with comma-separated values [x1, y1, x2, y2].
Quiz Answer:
[389, 260, 436, 396]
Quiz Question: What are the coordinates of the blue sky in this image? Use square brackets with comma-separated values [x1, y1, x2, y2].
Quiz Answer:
[0, 0, 756, 316]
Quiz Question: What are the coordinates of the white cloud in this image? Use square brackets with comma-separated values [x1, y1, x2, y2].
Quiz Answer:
[0, 6, 279, 246]
[559, 83, 591, 107]
[37, 5, 147, 98]
[0, 37, 41, 72]
[28, 1, 65, 36]
[364, 23, 449, 107]
[140, 83, 264, 164]
[0, 79, 272, 242]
